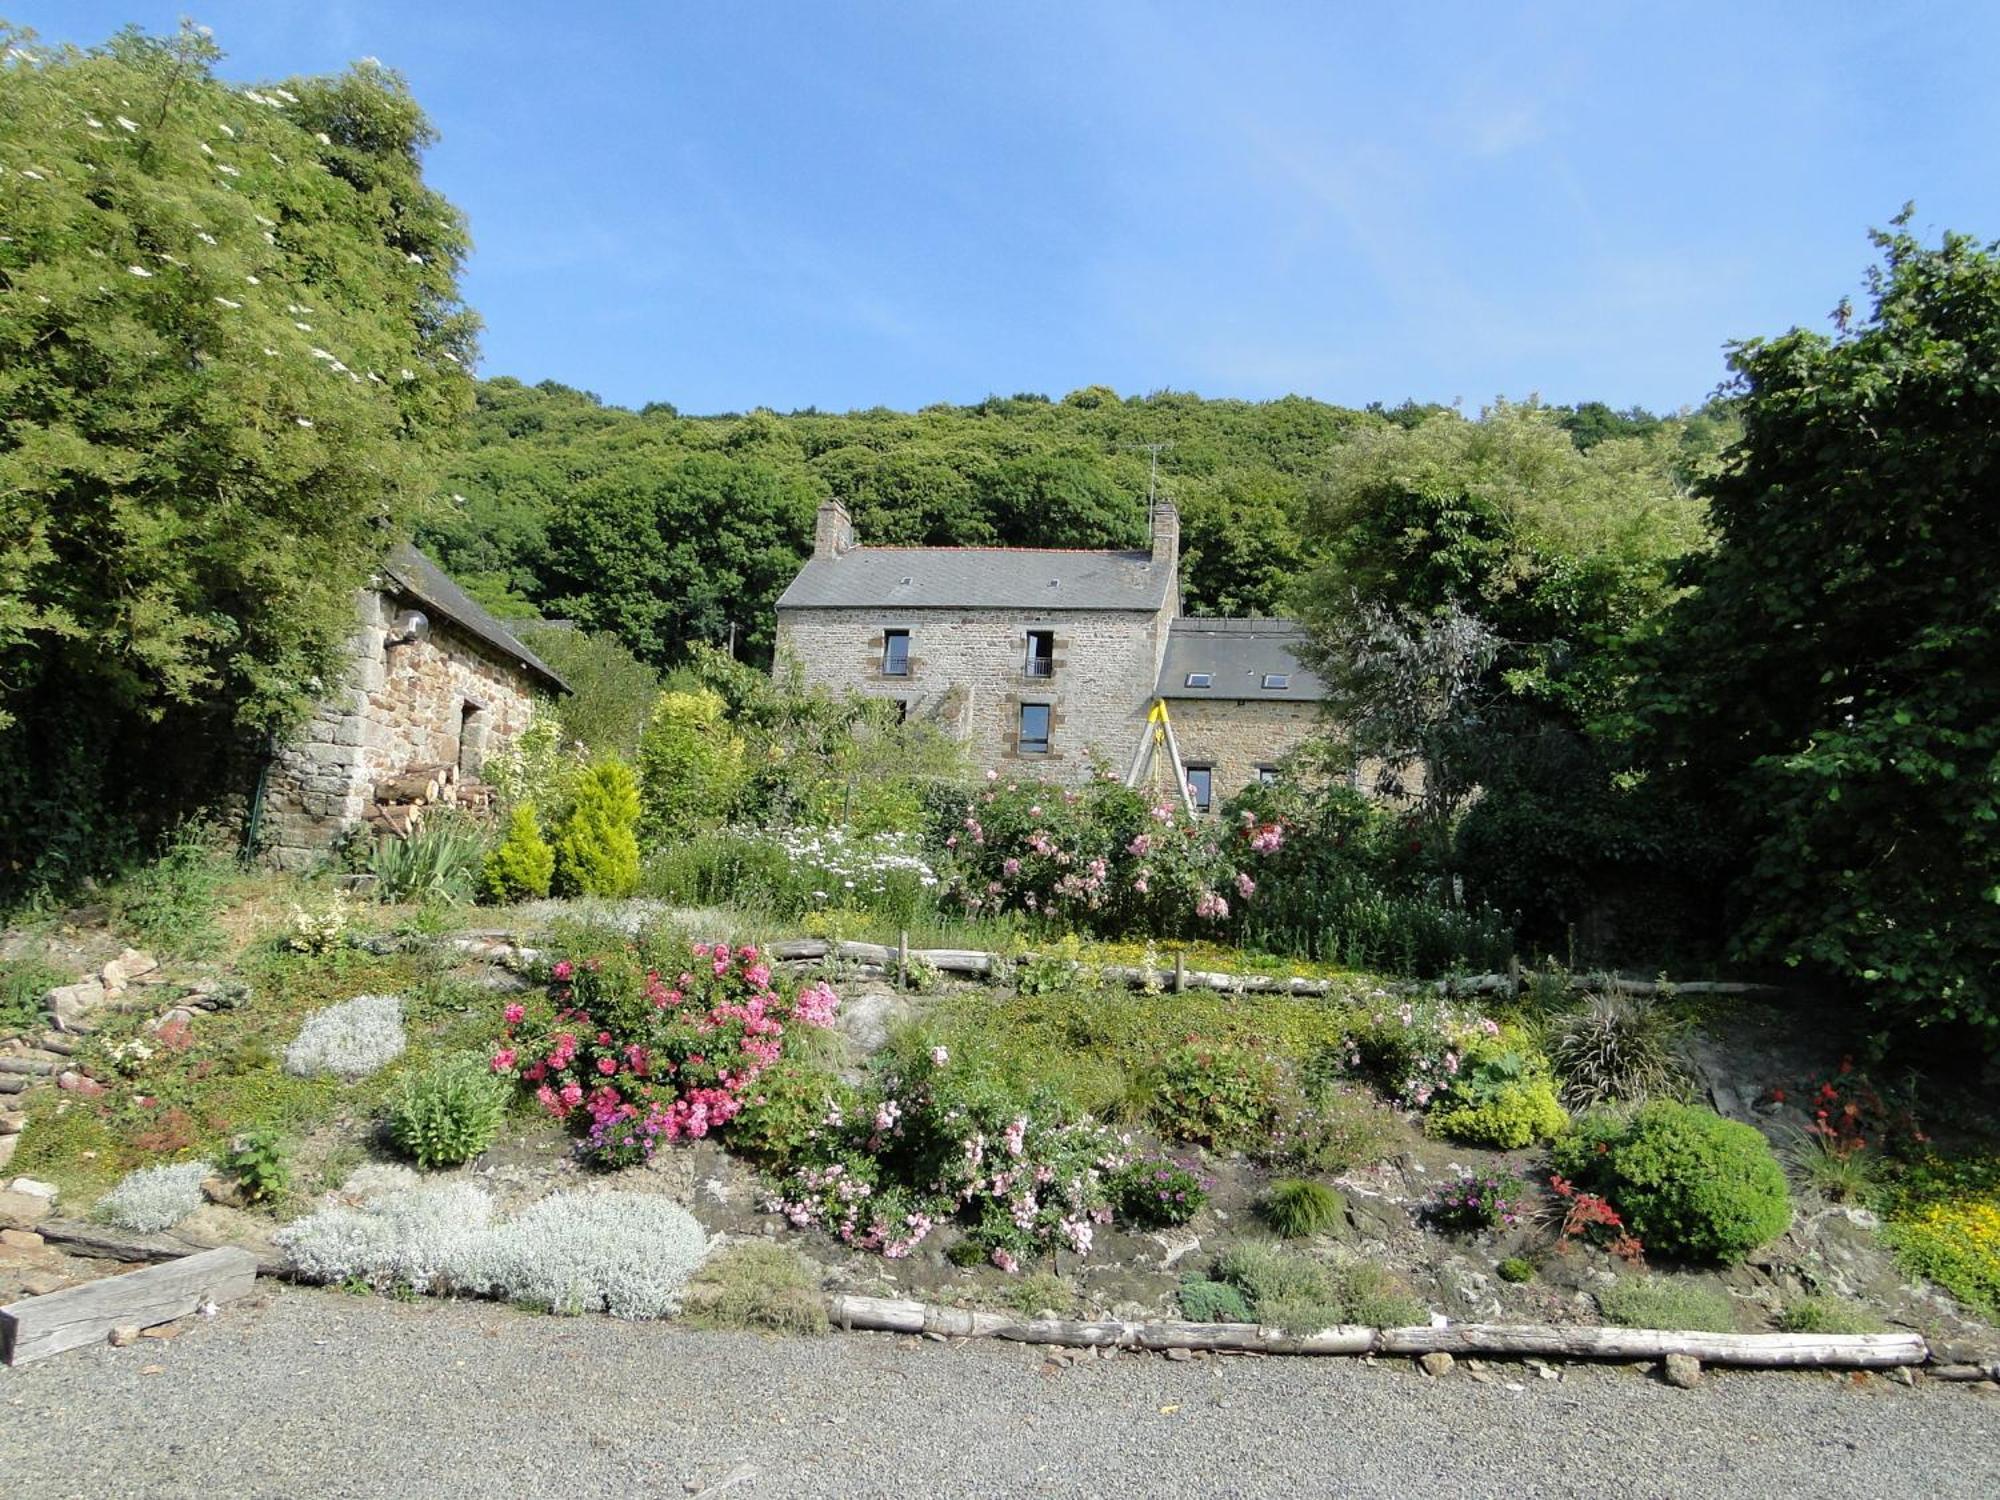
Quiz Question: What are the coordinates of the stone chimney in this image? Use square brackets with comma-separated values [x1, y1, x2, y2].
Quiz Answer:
[813, 497, 855, 560]
[1149, 496, 1180, 572]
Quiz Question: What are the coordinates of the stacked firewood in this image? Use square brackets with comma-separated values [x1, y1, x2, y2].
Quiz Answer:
[364, 762, 494, 838]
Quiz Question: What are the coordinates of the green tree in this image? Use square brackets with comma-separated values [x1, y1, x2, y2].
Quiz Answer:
[552, 758, 641, 897]
[515, 623, 659, 758]
[1641, 219, 2000, 1040]
[637, 687, 745, 841]
[0, 22, 475, 890]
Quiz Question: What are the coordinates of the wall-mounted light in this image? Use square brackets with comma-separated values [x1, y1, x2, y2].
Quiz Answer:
[387, 608, 430, 648]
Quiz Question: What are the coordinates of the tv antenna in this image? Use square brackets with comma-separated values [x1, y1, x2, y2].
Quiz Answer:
[1124, 441, 1173, 503]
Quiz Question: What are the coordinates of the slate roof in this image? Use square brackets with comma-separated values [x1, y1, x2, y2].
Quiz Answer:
[775, 546, 1176, 612]
[1155, 617, 1325, 702]
[381, 543, 570, 694]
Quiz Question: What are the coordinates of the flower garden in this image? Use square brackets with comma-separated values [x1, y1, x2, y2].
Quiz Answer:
[2, 682, 1997, 1358]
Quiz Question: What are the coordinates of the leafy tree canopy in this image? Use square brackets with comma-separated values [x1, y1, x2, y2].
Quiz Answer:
[0, 21, 476, 887]
[1641, 218, 2000, 1037]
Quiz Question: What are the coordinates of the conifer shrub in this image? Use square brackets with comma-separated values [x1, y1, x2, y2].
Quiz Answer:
[386, 1054, 509, 1168]
[482, 803, 554, 902]
[1553, 1101, 1791, 1264]
[552, 759, 642, 897]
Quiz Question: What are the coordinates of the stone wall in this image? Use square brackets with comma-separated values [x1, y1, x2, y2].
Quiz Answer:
[775, 603, 1175, 783]
[260, 589, 539, 869]
[1163, 698, 1324, 807]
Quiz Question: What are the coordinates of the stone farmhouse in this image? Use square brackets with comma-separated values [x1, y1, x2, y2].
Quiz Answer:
[258, 544, 568, 867]
[773, 497, 1324, 810]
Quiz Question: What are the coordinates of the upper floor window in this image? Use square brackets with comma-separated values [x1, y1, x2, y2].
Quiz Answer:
[1185, 765, 1213, 812]
[1261, 673, 1290, 690]
[882, 629, 910, 677]
[1257, 765, 1282, 786]
[1024, 630, 1054, 678]
[1018, 702, 1051, 755]
[1184, 672, 1213, 689]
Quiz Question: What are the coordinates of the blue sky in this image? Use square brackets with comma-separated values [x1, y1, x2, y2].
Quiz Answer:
[18, 3, 2000, 414]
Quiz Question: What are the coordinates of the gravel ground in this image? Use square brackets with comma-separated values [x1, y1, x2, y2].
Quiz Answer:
[3, 1286, 1997, 1500]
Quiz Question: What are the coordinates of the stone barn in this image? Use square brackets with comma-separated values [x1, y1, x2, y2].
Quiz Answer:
[772, 497, 1326, 810]
[258, 544, 568, 868]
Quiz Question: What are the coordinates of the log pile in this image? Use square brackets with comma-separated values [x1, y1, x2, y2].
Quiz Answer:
[364, 762, 495, 839]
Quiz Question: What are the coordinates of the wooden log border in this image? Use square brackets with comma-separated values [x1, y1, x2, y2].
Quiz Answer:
[1, 1245, 257, 1366]
[24, 1223, 1995, 1379]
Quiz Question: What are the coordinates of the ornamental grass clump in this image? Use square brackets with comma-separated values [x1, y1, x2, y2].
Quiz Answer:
[1545, 989, 1687, 1110]
[1195, 1242, 1426, 1333]
[1262, 1179, 1345, 1239]
[283, 994, 406, 1078]
[94, 1160, 210, 1232]
[1553, 1101, 1790, 1265]
[386, 1054, 509, 1168]
[682, 1241, 829, 1335]
[1596, 1277, 1739, 1333]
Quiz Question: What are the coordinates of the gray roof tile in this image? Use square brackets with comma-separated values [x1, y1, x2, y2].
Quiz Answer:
[382, 543, 570, 693]
[776, 547, 1175, 612]
[1156, 617, 1324, 701]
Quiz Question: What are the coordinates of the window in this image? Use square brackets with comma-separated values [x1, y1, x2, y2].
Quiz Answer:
[1024, 630, 1054, 678]
[1257, 766, 1282, 786]
[1018, 702, 1051, 755]
[1185, 765, 1213, 812]
[882, 629, 910, 677]
[1184, 672, 1213, 689]
[1261, 673, 1290, 690]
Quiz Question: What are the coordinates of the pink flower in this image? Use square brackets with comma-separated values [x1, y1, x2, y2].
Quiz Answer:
[503, 1003, 525, 1025]
[1235, 871, 1256, 899]
[1195, 890, 1230, 921]
[930, 1045, 950, 1066]
[991, 1248, 1018, 1274]
[559, 1082, 583, 1108]
[551, 960, 574, 981]
[1001, 857, 1021, 877]
[491, 1048, 516, 1072]
[597, 1056, 617, 1075]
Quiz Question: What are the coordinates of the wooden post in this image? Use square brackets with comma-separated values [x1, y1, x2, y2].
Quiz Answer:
[897, 930, 910, 991]
[1173, 952, 1186, 994]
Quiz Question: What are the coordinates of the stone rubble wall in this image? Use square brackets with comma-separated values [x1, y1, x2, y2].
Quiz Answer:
[1161, 697, 1325, 807]
[260, 589, 540, 869]
[774, 602, 1176, 784]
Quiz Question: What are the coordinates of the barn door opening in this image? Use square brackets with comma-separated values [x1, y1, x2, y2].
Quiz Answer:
[458, 699, 488, 779]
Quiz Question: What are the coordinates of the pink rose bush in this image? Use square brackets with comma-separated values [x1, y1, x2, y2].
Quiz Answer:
[495, 939, 839, 1168]
[941, 774, 1287, 939]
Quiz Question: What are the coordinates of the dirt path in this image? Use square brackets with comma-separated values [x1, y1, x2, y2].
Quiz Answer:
[3, 1285, 1997, 1499]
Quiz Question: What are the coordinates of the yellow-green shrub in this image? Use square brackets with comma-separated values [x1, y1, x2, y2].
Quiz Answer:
[482, 803, 554, 902]
[553, 759, 641, 897]
[636, 688, 744, 841]
[1428, 1077, 1569, 1149]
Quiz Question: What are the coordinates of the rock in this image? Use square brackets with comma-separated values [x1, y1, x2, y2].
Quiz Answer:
[0, 1111, 26, 1134]
[0, 1188, 53, 1229]
[35, 1033, 77, 1056]
[1663, 1354, 1702, 1389]
[1, 1227, 44, 1249]
[105, 948, 160, 989]
[1419, 1351, 1455, 1377]
[0, 1056, 57, 1076]
[47, 979, 108, 1030]
[1890, 1366, 1917, 1388]
[0, 1074, 28, 1095]
[7, 1176, 58, 1197]
[19, 1270, 71, 1295]
[140, 1322, 183, 1341]
[1163, 1346, 1194, 1362]
[56, 1070, 106, 1096]
[108, 1325, 142, 1348]
[0, 1133, 15, 1170]
[201, 1174, 247, 1209]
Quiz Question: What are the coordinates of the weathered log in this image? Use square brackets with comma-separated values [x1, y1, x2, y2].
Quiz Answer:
[375, 773, 440, 803]
[767, 939, 830, 961]
[1, 1245, 258, 1365]
[0, 1057, 58, 1076]
[821, 1295, 1930, 1369]
[1927, 1361, 2000, 1382]
[34, 1218, 284, 1276]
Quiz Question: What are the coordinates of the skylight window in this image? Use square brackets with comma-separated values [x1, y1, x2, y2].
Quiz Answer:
[1261, 673, 1290, 690]
[1184, 672, 1213, 689]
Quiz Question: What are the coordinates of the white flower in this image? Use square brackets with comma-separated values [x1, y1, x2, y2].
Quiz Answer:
[213, 296, 242, 308]
[196, 231, 217, 244]
[218, 122, 237, 138]
[315, 131, 332, 145]
[294, 321, 312, 331]
[255, 214, 276, 227]
[296, 417, 314, 427]
[245, 274, 260, 284]
[199, 141, 214, 155]
[406, 252, 425, 264]
[21, 169, 45, 181]
[127, 265, 152, 277]
[115, 115, 139, 131]
[215, 163, 240, 176]
[85, 116, 104, 128]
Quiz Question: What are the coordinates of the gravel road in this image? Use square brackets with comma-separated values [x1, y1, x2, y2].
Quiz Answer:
[4, 1285, 1997, 1499]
